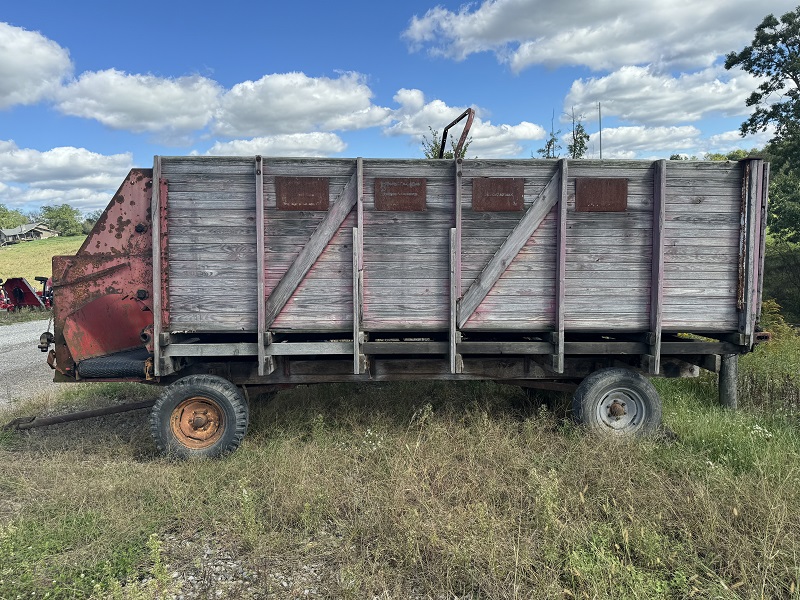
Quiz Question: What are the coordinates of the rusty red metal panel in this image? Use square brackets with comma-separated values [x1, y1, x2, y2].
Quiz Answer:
[472, 178, 524, 211]
[374, 178, 426, 211]
[275, 177, 330, 210]
[63, 294, 153, 361]
[575, 178, 628, 212]
[51, 168, 154, 376]
[79, 169, 153, 255]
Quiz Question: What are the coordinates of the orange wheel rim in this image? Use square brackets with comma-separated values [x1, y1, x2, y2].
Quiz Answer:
[170, 396, 224, 449]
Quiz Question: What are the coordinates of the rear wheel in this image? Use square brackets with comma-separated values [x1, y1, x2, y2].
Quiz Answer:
[150, 375, 249, 458]
[572, 368, 661, 436]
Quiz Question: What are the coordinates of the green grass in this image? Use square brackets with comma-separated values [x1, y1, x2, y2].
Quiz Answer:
[0, 235, 85, 325]
[1, 339, 799, 599]
[0, 235, 86, 283]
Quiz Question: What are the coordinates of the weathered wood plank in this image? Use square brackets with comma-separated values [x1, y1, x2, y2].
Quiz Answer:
[553, 159, 567, 373]
[266, 342, 353, 356]
[256, 156, 270, 376]
[265, 167, 358, 326]
[450, 228, 463, 374]
[649, 159, 666, 374]
[362, 341, 448, 354]
[164, 343, 259, 357]
[152, 156, 165, 375]
[458, 168, 561, 328]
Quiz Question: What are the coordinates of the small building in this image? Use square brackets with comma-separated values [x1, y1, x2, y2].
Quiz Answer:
[0, 223, 58, 246]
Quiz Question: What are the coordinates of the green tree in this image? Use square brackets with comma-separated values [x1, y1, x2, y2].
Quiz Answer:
[536, 111, 561, 159]
[41, 204, 83, 236]
[82, 208, 104, 234]
[725, 7, 800, 140]
[704, 149, 753, 161]
[421, 126, 472, 159]
[566, 108, 589, 159]
[0, 204, 29, 229]
[726, 6, 800, 242]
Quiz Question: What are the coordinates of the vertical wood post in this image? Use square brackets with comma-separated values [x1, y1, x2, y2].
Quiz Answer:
[450, 227, 463, 374]
[647, 159, 666, 374]
[353, 158, 365, 375]
[256, 156, 273, 376]
[151, 156, 164, 376]
[552, 158, 567, 373]
[719, 353, 738, 409]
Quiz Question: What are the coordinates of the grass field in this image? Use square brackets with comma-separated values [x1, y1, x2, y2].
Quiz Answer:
[0, 235, 86, 284]
[0, 236, 85, 325]
[1, 331, 798, 599]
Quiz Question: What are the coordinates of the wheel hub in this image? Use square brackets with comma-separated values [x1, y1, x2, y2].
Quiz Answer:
[170, 397, 224, 449]
[608, 400, 626, 418]
[596, 388, 644, 432]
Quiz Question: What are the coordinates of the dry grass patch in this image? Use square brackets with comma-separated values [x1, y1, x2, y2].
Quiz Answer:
[0, 376, 799, 599]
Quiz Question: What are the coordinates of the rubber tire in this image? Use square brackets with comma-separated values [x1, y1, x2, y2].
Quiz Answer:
[572, 368, 661, 436]
[150, 375, 249, 459]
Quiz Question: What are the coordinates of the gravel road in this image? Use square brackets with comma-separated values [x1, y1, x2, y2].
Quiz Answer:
[0, 318, 63, 406]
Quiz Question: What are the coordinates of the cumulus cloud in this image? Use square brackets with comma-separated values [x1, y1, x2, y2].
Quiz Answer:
[0, 22, 72, 109]
[565, 66, 761, 126]
[0, 140, 132, 211]
[585, 125, 701, 158]
[56, 69, 222, 134]
[403, 0, 797, 72]
[206, 133, 347, 157]
[386, 89, 545, 157]
[214, 72, 392, 137]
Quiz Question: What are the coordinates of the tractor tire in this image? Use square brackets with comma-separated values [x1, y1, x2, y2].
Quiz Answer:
[572, 368, 661, 436]
[150, 375, 249, 459]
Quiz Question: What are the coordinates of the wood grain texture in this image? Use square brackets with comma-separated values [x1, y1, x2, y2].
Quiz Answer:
[265, 168, 358, 327]
[458, 168, 561, 328]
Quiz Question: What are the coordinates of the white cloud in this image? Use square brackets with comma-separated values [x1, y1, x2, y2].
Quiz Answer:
[705, 126, 775, 153]
[0, 22, 72, 109]
[56, 69, 222, 135]
[206, 133, 346, 157]
[403, 0, 798, 72]
[214, 72, 391, 138]
[565, 66, 762, 126]
[0, 140, 132, 211]
[585, 125, 701, 158]
[386, 89, 545, 157]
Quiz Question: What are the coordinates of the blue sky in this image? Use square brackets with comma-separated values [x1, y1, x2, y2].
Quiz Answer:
[0, 0, 792, 214]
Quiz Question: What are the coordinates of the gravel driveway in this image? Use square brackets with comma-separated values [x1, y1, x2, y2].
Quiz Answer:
[0, 318, 63, 406]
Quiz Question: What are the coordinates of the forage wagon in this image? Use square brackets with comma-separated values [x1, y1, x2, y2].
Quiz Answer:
[24, 124, 769, 457]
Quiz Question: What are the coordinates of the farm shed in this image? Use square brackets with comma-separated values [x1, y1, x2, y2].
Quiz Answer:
[0, 222, 58, 246]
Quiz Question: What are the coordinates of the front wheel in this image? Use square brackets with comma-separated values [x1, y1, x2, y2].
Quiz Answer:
[150, 375, 249, 458]
[572, 368, 661, 436]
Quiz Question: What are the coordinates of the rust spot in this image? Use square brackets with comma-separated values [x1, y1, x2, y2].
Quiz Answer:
[114, 194, 125, 204]
[374, 178, 427, 211]
[472, 178, 524, 211]
[275, 177, 329, 211]
[575, 178, 628, 212]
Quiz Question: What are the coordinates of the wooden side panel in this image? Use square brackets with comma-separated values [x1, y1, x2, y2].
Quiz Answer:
[361, 160, 454, 331]
[563, 161, 653, 330]
[460, 160, 559, 331]
[662, 161, 742, 331]
[263, 159, 356, 332]
[163, 157, 257, 332]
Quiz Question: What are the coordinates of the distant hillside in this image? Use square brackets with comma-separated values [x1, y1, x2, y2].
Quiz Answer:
[0, 236, 86, 284]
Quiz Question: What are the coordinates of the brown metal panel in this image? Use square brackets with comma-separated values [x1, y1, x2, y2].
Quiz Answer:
[374, 177, 426, 211]
[471, 177, 524, 212]
[275, 176, 329, 211]
[575, 178, 628, 212]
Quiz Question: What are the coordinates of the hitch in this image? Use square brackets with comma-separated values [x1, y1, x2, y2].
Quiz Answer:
[2, 400, 156, 431]
[38, 331, 54, 352]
